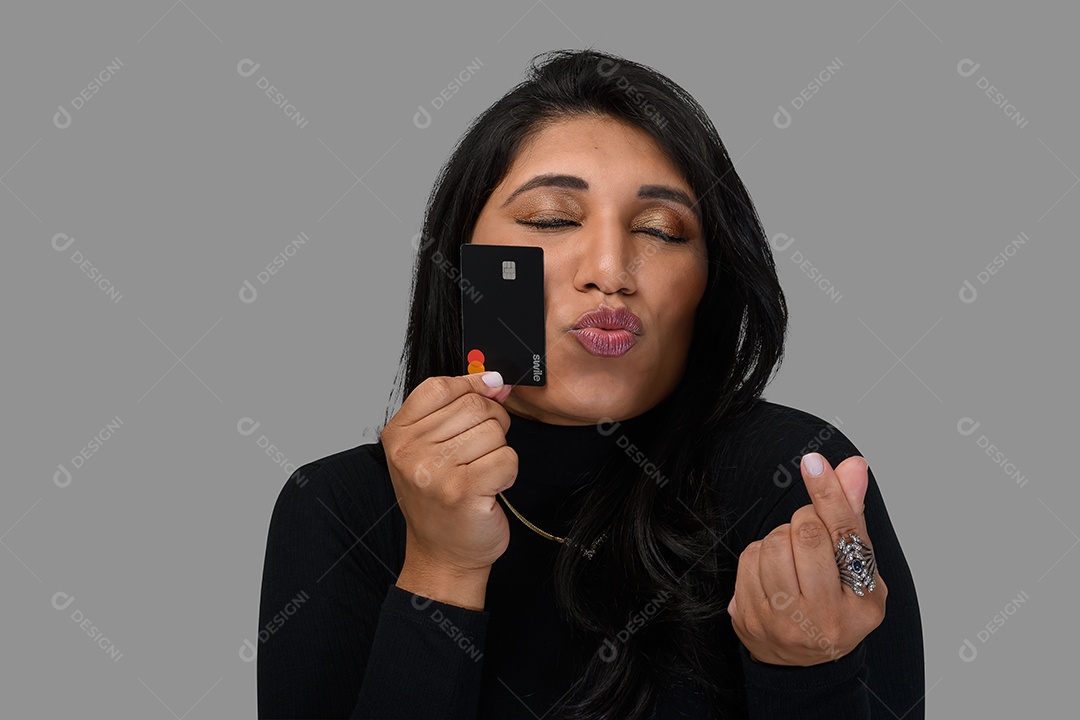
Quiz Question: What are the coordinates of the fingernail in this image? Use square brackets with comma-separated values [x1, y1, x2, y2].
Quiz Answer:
[802, 452, 824, 477]
[482, 371, 504, 388]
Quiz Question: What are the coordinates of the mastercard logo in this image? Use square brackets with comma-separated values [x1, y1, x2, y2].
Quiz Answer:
[467, 348, 485, 374]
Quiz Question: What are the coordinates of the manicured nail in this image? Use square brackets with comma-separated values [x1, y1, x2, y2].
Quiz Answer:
[482, 371, 504, 388]
[802, 452, 824, 477]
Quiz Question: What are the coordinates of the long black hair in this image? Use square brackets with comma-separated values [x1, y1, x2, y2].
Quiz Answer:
[378, 48, 787, 719]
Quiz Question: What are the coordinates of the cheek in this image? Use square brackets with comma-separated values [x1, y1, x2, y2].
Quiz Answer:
[657, 257, 707, 316]
[655, 305, 698, 347]
[542, 255, 577, 314]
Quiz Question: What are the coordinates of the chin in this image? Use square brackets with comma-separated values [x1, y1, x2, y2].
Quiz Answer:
[566, 389, 633, 418]
[516, 385, 626, 419]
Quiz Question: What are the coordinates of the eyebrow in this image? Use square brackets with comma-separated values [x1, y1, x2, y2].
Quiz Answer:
[500, 173, 701, 222]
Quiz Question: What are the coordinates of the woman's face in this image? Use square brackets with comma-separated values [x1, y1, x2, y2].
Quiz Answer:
[470, 113, 709, 425]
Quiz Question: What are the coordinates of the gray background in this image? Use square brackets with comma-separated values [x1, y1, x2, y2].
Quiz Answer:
[2, 1, 1075, 716]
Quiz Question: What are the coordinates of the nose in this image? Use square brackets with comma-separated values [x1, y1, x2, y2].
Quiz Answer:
[572, 213, 637, 295]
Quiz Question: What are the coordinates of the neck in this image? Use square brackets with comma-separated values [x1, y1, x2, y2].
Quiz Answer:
[503, 399, 668, 486]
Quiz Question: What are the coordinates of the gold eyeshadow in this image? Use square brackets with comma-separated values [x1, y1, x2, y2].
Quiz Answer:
[510, 192, 583, 217]
[634, 208, 689, 236]
[508, 192, 697, 240]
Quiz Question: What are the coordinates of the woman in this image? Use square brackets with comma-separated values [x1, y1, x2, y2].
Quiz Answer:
[257, 49, 924, 719]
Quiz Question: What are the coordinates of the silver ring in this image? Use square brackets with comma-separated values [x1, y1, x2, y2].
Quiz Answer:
[836, 532, 876, 596]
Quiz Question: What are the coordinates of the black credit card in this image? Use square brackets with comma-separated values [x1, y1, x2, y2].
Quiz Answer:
[459, 243, 546, 386]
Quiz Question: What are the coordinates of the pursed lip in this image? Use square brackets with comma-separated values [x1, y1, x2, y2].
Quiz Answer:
[570, 304, 643, 335]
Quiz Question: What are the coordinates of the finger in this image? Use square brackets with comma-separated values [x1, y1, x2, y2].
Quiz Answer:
[789, 504, 845, 602]
[830, 457, 880, 597]
[834, 457, 872, 558]
[492, 384, 514, 403]
[396, 372, 506, 427]
[834, 455, 869, 519]
[731, 542, 765, 621]
[413, 390, 512, 444]
[801, 452, 865, 549]
[465, 443, 519, 497]
[757, 524, 802, 610]
[432, 414, 510, 468]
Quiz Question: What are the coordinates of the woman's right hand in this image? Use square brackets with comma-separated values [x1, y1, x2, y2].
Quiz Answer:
[382, 371, 517, 584]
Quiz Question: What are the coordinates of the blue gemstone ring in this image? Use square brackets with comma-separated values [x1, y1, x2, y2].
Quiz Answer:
[836, 533, 877, 597]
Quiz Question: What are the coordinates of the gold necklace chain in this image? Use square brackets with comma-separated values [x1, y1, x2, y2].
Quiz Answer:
[497, 491, 608, 559]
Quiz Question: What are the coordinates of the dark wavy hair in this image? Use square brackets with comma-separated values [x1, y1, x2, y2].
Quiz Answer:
[377, 48, 787, 719]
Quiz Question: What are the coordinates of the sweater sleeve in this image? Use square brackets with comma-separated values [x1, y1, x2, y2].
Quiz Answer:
[737, 431, 925, 719]
[351, 583, 489, 718]
[256, 458, 490, 719]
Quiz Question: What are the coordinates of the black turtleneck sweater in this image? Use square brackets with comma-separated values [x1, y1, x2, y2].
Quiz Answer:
[257, 399, 924, 719]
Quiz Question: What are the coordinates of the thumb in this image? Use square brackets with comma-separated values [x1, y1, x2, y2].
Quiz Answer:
[834, 455, 868, 517]
[469, 370, 513, 403]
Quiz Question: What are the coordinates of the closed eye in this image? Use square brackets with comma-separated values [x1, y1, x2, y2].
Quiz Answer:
[517, 218, 577, 230]
[515, 218, 688, 244]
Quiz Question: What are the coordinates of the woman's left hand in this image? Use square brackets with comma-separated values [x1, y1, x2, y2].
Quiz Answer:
[727, 452, 888, 666]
